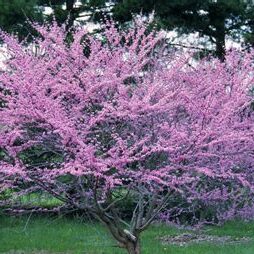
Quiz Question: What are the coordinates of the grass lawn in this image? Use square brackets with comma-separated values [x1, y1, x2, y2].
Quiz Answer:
[0, 214, 254, 254]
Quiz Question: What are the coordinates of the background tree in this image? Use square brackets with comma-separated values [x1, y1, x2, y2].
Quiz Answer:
[1, 0, 254, 58]
[0, 0, 106, 38]
[244, 1, 254, 48]
[90, 0, 254, 60]
[0, 21, 254, 254]
[37, 0, 113, 29]
[38, 0, 78, 29]
[0, 0, 43, 40]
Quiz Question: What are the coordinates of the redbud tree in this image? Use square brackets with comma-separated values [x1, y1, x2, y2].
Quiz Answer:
[0, 20, 254, 254]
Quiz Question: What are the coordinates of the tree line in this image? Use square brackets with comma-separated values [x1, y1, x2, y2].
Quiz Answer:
[0, 0, 254, 60]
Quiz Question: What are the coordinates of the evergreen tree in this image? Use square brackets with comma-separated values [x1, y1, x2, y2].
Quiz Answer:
[38, 0, 108, 29]
[91, 0, 252, 60]
[244, 2, 254, 48]
[38, 0, 77, 28]
[0, 0, 43, 40]
[1, 0, 253, 58]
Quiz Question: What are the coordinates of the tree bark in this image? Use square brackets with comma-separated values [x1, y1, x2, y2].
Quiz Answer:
[215, 23, 226, 62]
[125, 238, 141, 254]
[66, 0, 75, 29]
[210, 1, 226, 61]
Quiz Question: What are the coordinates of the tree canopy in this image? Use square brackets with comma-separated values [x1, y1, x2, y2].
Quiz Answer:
[0, 20, 254, 254]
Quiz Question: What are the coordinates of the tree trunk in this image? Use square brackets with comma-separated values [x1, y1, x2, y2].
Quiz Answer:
[209, 0, 226, 61]
[215, 28, 226, 62]
[125, 239, 141, 254]
[213, 1, 226, 61]
[66, 0, 75, 29]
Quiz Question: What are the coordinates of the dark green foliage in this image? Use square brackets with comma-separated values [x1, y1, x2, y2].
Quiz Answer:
[244, 4, 254, 48]
[39, 0, 77, 28]
[143, 151, 169, 170]
[1, 0, 253, 58]
[18, 145, 64, 168]
[0, 0, 43, 40]
[90, 0, 254, 60]
[0, 189, 12, 202]
[39, 0, 100, 28]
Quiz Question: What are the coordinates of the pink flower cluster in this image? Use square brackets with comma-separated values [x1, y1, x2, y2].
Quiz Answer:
[0, 20, 253, 221]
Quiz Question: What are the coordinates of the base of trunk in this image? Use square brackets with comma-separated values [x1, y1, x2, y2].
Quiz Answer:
[126, 240, 141, 254]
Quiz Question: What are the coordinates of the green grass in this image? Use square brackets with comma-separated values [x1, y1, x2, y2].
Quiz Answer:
[1, 190, 63, 209]
[0, 215, 254, 254]
[16, 193, 63, 208]
[0, 191, 63, 209]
